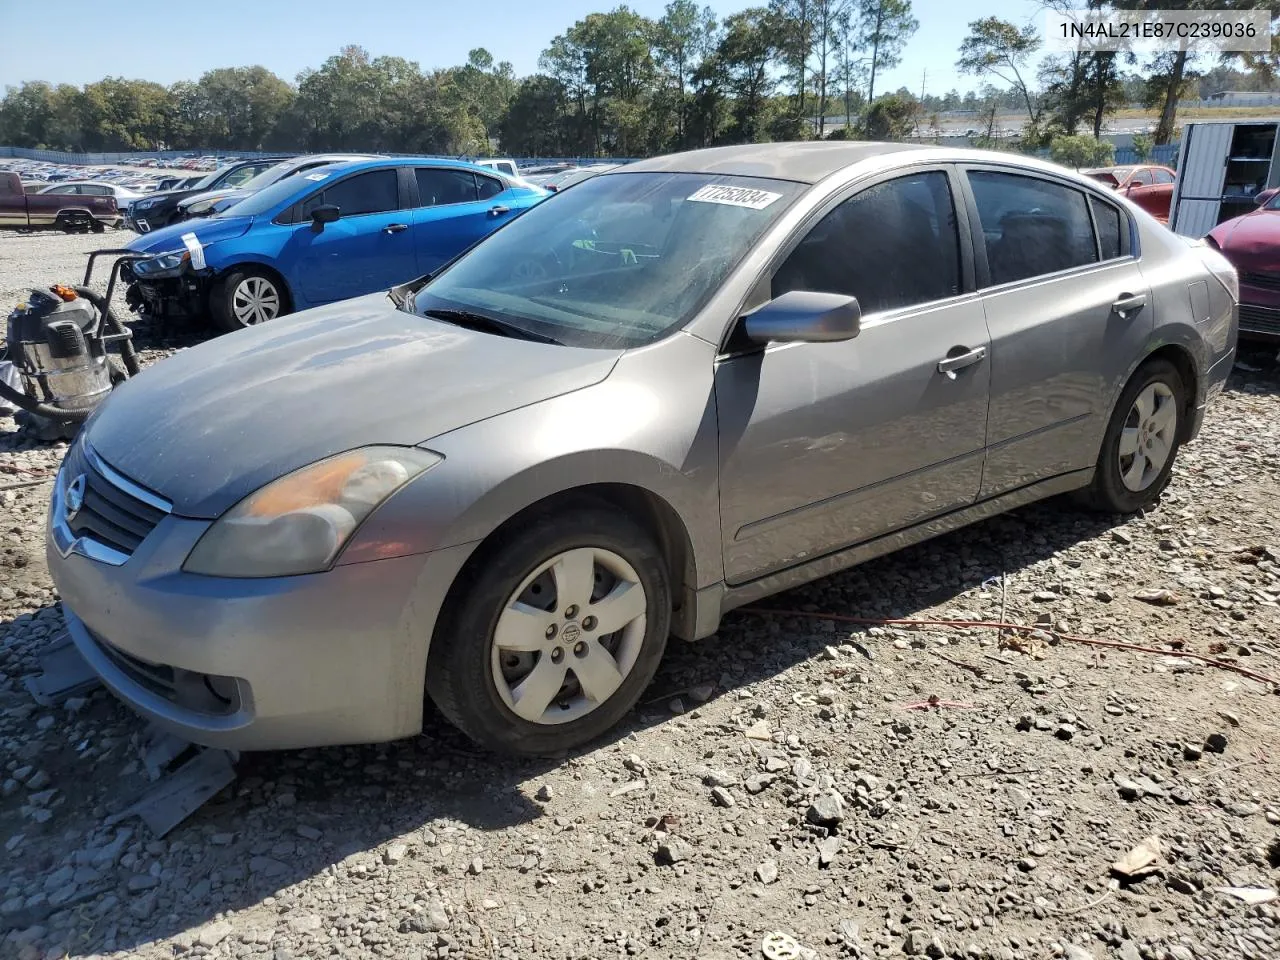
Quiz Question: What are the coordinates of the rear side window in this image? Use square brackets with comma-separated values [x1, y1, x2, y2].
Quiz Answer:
[1153, 169, 1174, 184]
[772, 171, 962, 314]
[1090, 196, 1123, 261]
[415, 168, 479, 206]
[967, 171, 1099, 285]
[1130, 169, 1153, 186]
[477, 176, 504, 200]
[300, 170, 399, 218]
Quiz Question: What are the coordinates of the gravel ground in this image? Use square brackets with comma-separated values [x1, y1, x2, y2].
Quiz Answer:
[1, 231, 1279, 960]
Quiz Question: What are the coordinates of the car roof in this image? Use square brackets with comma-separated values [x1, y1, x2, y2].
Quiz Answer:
[309, 156, 521, 177]
[622, 142, 935, 184]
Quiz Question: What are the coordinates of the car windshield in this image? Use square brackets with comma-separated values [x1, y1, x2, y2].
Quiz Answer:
[412, 171, 804, 349]
[192, 170, 224, 190]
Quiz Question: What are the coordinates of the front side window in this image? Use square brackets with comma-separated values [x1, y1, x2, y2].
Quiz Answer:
[968, 170, 1099, 285]
[413, 171, 805, 349]
[415, 169, 479, 206]
[301, 170, 399, 218]
[772, 171, 962, 315]
[1129, 169, 1153, 186]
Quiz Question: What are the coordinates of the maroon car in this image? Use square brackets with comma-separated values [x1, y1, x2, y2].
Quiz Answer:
[1207, 195, 1280, 340]
[0, 171, 119, 232]
[1081, 164, 1176, 224]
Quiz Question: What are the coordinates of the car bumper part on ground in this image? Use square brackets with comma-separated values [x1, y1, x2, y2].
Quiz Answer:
[45, 448, 474, 751]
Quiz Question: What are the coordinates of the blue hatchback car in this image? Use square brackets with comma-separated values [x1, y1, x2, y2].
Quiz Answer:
[120, 157, 549, 331]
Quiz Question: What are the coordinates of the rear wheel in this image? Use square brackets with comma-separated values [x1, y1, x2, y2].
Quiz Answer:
[426, 506, 671, 757]
[1077, 358, 1185, 513]
[211, 269, 288, 332]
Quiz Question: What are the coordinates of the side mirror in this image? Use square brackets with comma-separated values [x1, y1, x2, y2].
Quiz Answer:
[310, 204, 340, 230]
[741, 290, 861, 345]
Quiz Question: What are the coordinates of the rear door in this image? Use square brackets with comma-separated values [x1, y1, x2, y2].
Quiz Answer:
[408, 167, 519, 273]
[285, 168, 418, 304]
[961, 166, 1152, 499]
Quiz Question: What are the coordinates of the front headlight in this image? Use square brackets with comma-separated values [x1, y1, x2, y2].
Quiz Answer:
[183, 446, 443, 578]
[132, 250, 189, 276]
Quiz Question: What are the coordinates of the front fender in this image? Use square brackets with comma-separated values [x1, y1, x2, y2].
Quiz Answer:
[339, 334, 724, 592]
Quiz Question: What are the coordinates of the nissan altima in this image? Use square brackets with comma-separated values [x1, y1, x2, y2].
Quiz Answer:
[46, 143, 1238, 757]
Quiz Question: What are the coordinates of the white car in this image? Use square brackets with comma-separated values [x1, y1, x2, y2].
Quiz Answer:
[37, 180, 145, 219]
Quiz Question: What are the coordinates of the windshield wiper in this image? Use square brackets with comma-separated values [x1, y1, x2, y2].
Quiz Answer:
[423, 308, 561, 345]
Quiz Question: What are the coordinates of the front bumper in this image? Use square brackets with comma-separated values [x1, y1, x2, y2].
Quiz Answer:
[45, 452, 474, 751]
[1232, 273, 1280, 340]
[122, 261, 211, 320]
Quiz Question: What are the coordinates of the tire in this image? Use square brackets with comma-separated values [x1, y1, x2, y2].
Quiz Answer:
[426, 505, 672, 757]
[210, 268, 289, 332]
[1077, 358, 1186, 513]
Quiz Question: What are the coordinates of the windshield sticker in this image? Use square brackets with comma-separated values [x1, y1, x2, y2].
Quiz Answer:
[180, 232, 206, 271]
[687, 184, 782, 210]
[304, 172, 330, 181]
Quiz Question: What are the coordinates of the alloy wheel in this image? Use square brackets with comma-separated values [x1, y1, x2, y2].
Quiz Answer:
[490, 546, 648, 725]
[1118, 381, 1177, 492]
[231, 276, 281, 325]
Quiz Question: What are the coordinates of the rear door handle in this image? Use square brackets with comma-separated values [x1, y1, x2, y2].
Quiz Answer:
[936, 346, 987, 379]
[489, 205, 511, 216]
[383, 223, 409, 234]
[1111, 292, 1147, 317]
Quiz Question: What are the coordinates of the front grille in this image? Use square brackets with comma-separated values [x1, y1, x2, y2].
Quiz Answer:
[96, 634, 178, 701]
[1239, 303, 1280, 337]
[1239, 271, 1280, 292]
[86, 627, 241, 717]
[62, 443, 169, 558]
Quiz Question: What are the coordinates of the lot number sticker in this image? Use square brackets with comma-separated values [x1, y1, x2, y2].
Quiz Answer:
[180, 232, 206, 270]
[687, 184, 782, 210]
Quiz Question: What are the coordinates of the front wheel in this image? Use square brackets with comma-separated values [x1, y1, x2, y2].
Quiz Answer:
[210, 269, 289, 332]
[426, 506, 671, 757]
[1077, 358, 1185, 513]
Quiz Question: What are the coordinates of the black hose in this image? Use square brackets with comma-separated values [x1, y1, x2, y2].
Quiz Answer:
[0, 376, 91, 422]
[73, 285, 140, 376]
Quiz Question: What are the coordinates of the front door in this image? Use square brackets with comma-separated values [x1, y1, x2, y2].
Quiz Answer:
[290, 168, 418, 304]
[715, 168, 992, 586]
[961, 167, 1154, 499]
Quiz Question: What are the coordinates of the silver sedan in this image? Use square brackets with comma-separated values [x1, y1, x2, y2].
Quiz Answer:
[46, 143, 1238, 756]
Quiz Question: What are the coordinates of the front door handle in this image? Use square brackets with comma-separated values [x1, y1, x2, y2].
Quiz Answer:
[937, 346, 987, 379]
[1111, 292, 1147, 317]
[489, 205, 511, 216]
[383, 223, 409, 234]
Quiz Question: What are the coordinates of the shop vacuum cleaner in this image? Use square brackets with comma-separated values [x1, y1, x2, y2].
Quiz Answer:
[1, 252, 142, 441]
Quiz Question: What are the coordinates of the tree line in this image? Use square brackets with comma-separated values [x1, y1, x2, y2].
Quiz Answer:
[2, 0, 1280, 159]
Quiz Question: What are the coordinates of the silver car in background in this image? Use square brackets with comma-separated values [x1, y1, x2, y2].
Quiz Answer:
[46, 143, 1238, 756]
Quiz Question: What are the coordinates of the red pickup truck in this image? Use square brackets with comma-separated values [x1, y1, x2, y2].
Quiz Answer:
[0, 171, 119, 232]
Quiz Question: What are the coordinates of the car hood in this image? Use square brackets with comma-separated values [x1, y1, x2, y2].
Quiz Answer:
[126, 215, 254, 255]
[178, 187, 240, 209]
[209, 188, 252, 211]
[1207, 210, 1280, 261]
[83, 294, 624, 518]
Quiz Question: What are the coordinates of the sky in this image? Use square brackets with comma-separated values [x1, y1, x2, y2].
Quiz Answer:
[0, 0, 1046, 100]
